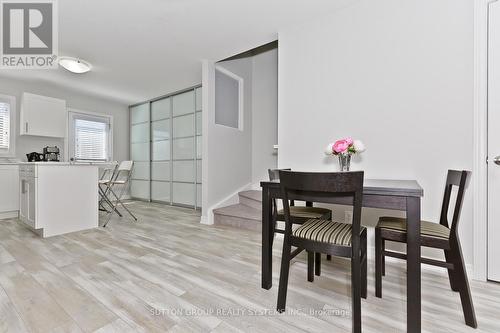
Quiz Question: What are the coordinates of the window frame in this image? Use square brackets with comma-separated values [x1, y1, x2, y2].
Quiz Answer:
[67, 108, 113, 162]
[214, 65, 244, 131]
[0, 94, 16, 158]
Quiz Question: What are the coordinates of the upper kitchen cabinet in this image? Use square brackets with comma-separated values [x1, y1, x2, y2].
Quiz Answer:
[20, 93, 67, 137]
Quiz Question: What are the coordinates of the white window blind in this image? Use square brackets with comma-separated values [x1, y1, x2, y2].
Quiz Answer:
[74, 118, 109, 161]
[0, 102, 10, 150]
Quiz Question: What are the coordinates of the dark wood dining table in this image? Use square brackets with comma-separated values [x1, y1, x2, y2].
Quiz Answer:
[260, 178, 424, 333]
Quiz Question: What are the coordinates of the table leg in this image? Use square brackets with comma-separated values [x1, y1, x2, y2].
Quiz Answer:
[261, 187, 273, 289]
[406, 196, 421, 333]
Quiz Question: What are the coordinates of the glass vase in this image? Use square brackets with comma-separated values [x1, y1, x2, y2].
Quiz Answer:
[338, 154, 351, 172]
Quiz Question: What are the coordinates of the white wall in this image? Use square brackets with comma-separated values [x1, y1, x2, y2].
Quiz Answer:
[202, 57, 253, 223]
[202, 48, 279, 223]
[278, 0, 474, 265]
[0, 77, 129, 162]
[252, 48, 278, 184]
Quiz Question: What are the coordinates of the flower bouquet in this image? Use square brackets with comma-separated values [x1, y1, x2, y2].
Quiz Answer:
[325, 137, 366, 171]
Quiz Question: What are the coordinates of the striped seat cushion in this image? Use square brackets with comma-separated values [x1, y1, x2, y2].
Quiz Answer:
[377, 216, 450, 240]
[292, 219, 365, 246]
[277, 206, 331, 219]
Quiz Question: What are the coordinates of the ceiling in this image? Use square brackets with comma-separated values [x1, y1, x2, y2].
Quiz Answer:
[0, 0, 354, 105]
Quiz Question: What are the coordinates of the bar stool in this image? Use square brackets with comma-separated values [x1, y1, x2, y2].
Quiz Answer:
[101, 161, 138, 227]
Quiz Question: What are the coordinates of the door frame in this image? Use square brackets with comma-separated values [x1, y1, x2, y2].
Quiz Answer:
[474, 0, 499, 281]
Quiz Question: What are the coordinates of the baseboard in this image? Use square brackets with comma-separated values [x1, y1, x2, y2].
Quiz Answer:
[201, 182, 253, 225]
[0, 210, 19, 220]
[200, 216, 210, 225]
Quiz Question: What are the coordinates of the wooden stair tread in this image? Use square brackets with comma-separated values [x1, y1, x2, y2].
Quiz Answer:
[213, 204, 261, 221]
[238, 190, 262, 202]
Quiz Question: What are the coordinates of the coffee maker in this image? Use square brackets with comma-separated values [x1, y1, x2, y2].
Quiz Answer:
[26, 152, 43, 162]
[43, 146, 60, 162]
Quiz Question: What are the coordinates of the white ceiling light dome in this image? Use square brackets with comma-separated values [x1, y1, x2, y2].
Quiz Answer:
[58, 57, 92, 74]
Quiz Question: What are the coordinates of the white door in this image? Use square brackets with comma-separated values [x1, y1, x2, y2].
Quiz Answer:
[487, 0, 500, 282]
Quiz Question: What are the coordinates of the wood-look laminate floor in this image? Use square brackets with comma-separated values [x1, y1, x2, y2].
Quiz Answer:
[0, 201, 499, 333]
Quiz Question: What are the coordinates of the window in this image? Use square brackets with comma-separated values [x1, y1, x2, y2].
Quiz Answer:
[0, 94, 16, 157]
[215, 66, 243, 130]
[68, 111, 112, 162]
[0, 102, 10, 150]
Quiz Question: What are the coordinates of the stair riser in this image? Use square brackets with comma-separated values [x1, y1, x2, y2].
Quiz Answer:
[214, 214, 262, 232]
[238, 195, 262, 210]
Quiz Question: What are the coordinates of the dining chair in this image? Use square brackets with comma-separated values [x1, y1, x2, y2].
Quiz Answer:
[98, 163, 120, 215]
[375, 170, 477, 328]
[277, 170, 367, 333]
[102, 160, 138, 227]
[269, 168, 333, 280]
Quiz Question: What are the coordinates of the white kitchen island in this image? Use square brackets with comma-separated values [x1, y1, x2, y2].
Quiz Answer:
[19, 162, 99, 237]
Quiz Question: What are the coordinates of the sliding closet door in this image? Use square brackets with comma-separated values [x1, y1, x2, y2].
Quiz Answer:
[195, 87, 202, 209]
[129, 86, 202, 209]
[130, 103, 150, 200]
[172, 91, 196, 207]
[151, 98, 171, 203]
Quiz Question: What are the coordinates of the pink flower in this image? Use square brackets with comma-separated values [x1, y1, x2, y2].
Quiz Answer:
[333, 139, 351, 154]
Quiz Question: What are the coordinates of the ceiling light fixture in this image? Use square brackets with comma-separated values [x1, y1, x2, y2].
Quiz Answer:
[58, 57, 92, 74]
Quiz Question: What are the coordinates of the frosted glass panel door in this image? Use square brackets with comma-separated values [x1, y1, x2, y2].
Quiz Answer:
[151, 98, 171, 203]
[130, 103, 150, 200]
[129, 86, 202, 208]
[195, 87, 202, 208]
[172, 90, 196, 207]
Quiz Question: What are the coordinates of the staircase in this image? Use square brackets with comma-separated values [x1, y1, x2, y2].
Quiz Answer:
[213, 190, 262, 231]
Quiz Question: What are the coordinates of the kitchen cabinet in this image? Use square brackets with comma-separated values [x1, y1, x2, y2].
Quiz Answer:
[19, 166, 36, 227]
[0, 164, 19, 219]
[19, 163, 99, 237]
[20, 92, 67, 137]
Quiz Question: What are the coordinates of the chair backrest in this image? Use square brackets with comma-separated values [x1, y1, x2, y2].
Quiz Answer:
[118, 160, 134, 171]
[113, 161, 134, 183]
[439, 170, 469, 235]
[269, 168, 295, 211]
[100, 167, 116, 182]
[268, 168, 291, 181]
[279, 170, 364, 244]
[99, 162, 118, 181]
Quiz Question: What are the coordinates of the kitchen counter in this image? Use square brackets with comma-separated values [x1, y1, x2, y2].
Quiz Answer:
[19, 163, 100, 237]
[0, 160, 116, 166]
[19, 162, 115, 165]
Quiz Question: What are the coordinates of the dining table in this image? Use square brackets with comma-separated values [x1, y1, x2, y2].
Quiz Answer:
[260, 178, 424, 333]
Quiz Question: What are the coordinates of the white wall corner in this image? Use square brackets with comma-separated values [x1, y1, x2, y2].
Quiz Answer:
[200, 59, 212, 225]
[472, 0, 495, 282]
[200, 215, 211, 225]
